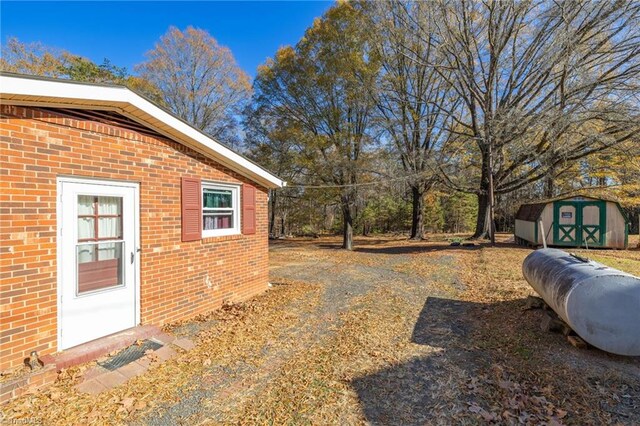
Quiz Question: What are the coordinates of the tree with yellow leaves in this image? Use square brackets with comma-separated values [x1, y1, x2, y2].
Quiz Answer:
[252, 3, 379, 250]
[136, 27, 252, 148]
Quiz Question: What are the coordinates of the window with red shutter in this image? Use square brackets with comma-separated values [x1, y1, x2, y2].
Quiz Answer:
[181, 177, 202, 242]
[242, 184, 256, 235]
[202, 182, 240, 237]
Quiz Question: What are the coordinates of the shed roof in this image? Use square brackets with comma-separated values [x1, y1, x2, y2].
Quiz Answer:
[515, 203, 548, 221]
[515, 193, 628, 222]
[536, 194, 622, 204]
[0, 73, 285, 189]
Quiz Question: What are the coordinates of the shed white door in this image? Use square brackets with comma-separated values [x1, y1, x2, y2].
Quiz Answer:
[59, 179, 139, 349]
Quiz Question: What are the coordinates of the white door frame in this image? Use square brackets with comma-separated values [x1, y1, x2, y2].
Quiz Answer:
[56, 176, 141, 350]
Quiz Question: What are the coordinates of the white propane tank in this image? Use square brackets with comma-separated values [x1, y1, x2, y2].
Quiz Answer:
[522, 248, 640, 356]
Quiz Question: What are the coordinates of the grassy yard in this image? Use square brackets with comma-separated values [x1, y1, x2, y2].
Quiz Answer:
[3, 234, 639, 425]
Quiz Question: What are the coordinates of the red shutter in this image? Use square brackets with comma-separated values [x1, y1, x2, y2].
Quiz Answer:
[242, 184, 256, 235]
[181, 177, 202, 242]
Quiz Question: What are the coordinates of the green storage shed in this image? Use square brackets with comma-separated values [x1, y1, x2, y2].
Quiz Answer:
[514, 195, 629, 249]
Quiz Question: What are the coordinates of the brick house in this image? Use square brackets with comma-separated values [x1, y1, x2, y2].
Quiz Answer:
[0, 73, 285, 372]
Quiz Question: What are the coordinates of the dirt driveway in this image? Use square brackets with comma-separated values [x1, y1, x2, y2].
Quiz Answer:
[3, 235, 639, 425]
[140, 236, 640, 425]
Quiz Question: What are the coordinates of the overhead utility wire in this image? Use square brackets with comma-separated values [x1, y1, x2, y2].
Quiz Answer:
[284, 169, 434, 189]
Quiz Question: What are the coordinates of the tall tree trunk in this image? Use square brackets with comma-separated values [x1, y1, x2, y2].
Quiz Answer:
[473, 149, 491, 239]
[269, 189, 277, 236]
[409, 185, 425, 240]
[487, 143, 496, 245]
[341, 195, 354, 250]
[473, 191, 490, 239]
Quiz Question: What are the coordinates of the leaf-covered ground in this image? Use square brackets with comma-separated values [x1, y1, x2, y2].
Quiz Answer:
[2, 234, 639, 425]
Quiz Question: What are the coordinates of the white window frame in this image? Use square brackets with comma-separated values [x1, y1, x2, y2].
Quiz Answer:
[202, 181, 241, 238]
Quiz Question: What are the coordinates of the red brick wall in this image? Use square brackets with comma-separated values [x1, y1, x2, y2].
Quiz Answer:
[0, 105, 270, 371]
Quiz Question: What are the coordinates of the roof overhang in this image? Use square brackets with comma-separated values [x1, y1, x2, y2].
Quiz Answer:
[0, 73, 285, 189]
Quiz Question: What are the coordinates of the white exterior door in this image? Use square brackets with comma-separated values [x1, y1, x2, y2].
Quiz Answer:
[58, 178, 139, 350]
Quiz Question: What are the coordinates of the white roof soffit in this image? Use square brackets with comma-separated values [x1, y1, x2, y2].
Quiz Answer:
[0, 74, 285, 189]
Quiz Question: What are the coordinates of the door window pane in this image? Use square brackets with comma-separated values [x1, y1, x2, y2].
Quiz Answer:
[78, 217, 95, 239]
[98, 217, 121, 238]
[77, 242, 124, 294]
[77, 244, 95, 263]
[97, 241, 121, 261]
[98, 197, 122, 215]
[78, 195, 94, 214]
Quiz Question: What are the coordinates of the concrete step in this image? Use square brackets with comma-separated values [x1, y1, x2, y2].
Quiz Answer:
[41, 325, 173, 370]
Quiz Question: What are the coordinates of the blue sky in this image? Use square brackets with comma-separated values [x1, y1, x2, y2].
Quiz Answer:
[1, 1, 332, 78]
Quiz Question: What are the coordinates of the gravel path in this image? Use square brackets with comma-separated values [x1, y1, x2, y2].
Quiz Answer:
[136, 244, 462, 425]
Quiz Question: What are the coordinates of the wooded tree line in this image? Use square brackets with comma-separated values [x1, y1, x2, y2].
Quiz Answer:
[246, 0, 640, 248]
[3, 0, 639, 250]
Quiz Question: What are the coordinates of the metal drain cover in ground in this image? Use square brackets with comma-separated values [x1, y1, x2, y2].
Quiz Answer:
[98, 339, 163, 371]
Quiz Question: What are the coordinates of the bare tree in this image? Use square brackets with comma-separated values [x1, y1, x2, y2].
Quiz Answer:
[406, 0, 640, 241]
[363, 1, 460, 240]
[136, 26, 252, 147]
